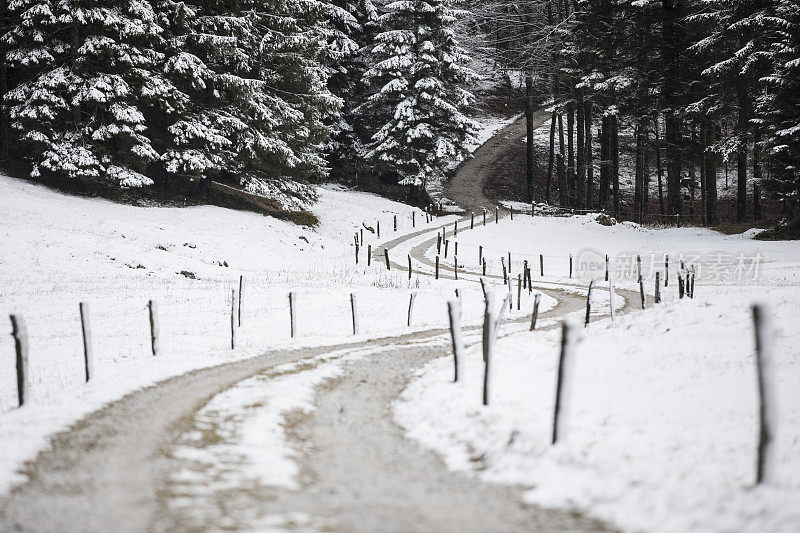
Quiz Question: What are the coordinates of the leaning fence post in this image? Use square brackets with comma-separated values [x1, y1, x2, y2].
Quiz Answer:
[584, 280, 594, 326]
[79, 302, 93, 382]
[482, 293, 496, 406]
[552, 319, 578, 444]
[350, 293, 359, 335]
[148, 300, 159, 356]
[289, 292, 297, 338]
[639, 277, 647, 310]
[530, 293, 541, 331]
[480, 277, 488, 300]
[447, 300, 464, 382]
[10, 315, 29, 408]
[238, 275, 243, 327]
[384, 248, 391, 270]
[230, 289, 237, 349]
[752, 303, 777, 485]
[407, 292, 417, 327]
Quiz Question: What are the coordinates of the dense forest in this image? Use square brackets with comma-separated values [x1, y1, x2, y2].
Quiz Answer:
[1, 0, 798, 226]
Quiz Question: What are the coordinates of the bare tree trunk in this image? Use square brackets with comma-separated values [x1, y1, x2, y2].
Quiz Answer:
[576, 100, 586, 209]
[654, 116, 666, 221]
[689, 126, 697, 223]
[546, 111, 556, 203]
[558, 111, 568, 206]
[611, 114, 620, 218]
[634, 121, 645, 223]
[663, 0, 683, 223]
[705, 122, 718, 225]
[599, 115, 611, 211]
[736, 87, 750, 224]
[525, 73, 536, 203]
[753, 128, 763, 220]
[567, 101, 576, 206]
[584, 101, 593, 209]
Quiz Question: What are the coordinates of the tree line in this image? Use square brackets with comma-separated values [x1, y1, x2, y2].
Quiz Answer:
[0, 0, 475, 207]
[469, 0, 800, 225]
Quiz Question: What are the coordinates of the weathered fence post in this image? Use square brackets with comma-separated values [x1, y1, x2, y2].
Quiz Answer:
[584, 280, 594, 326]
[444, 239, 449, 258]
[454, 221, 458, 237]
[377, 220, 381, 238]
[482, 293, 496, 406]
[79, 302, 93, 382]
[408, 254, 412, 280]
[230, 289, 237, 349]
[636, 254, 642, 282]
[148, 299, 159, 356]
[355, 243, 359, 265]
[238, 275, 243, 327]
[655, 272, 661, 303]
[482, 258, 486, 276]
[480, 277, 488, 300]
[367, 244, 372, 266]
[523, 260, 529, 288]
[448, 300, 464, 382]
[478, 245, 483, 266]
[502, 259, 507, 285]
[412, 211, 416, 228]
[678, 273, 685, 299]
[530, 293, 541, 331]
[569, 254, 573, 278]
[10, 315, 29, 407]
[289, 292, 297, 338]
[552, 319, 577, 444]
[517, 274, 522, 310]
[394, 214, 397, 232]
[510, 206, 514, 220]
[639, 277, 647, 309]
[605, 254, 609, 281]
[437, 233, 442, 254]
[752, 304, 776, 485]
[495, 206, 499, 223]
[471, 212, 475, 229]
[435, 256, 440, 280]
[384, 248, 391, 270]
[540, 254, 544, 277]
[665, 254, 669, 287]
[508, 252, 512, 273]
[454, 256, 458, 280]
[350, 293, 359, 335]
[483, 209, 487, 225]
[407, 292, 417, 327]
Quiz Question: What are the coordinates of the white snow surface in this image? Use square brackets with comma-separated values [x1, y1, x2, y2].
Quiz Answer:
[395, 214, 800, 533]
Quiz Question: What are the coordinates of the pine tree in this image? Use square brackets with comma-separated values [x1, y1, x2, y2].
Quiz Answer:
[360, 0, 478, 188]
[757, 0, 800, 216]
[3, 0, 174, 188]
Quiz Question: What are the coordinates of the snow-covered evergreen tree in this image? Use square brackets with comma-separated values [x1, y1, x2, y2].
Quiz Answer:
[3, 0, 175, 188]
[756, 0, 800, 215]
[360, 0, 478, 187]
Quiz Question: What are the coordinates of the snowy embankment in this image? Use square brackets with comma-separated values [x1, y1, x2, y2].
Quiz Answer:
[395, 214, 800, 532]
[0, 173, 469, 494]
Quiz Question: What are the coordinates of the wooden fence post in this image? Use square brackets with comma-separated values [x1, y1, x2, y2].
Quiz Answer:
[437, 233, 442, 255]
[502, 259, 507, 285]
[482, 258, 486, 276]
[455, 241, 458, 257]
[495, 206, 499, 223]
[517, 274, 522, 310]
[678, 273, 685, 299]
[289, 292, 297, 338]
[238, 275, 243, 327]
[640, 277, 647, 309]
[230, 289, 237, 349]
[444, 239, 449, 258]
[407, 292, 417, 327]
[377, 220, 380, 238]
[540, 254, 544, 277]
[394, 214, 397, 232]
[552, 319, 577, 444]
[148, 300, 159, 356]
[79, 302, 93, 382]
[350, 293, 359, 335]
[412, 211, 416, 228]
[584, 280, 594, 326]
[569, 254, 573, 278]
[367, 244, 372, 266]
[510, 206, 514, 220]
[454, 256, 458, 280]
[523, 260, 529, 288]
[360, 228, 364, 244]
[530, 293, 541, 330]
[10, 315, 29, 408]
[471, 212, 475, 229]
[435, 256, 440, 279]
[454, 221, 458, 237]
[479, 245, 483, 266]
[408, 254, 412, 280]
[448, 300, 464, 382]
[637, 254, 642, 282]
[508, 252, 512, 273]
[384, 248, 391, 270]
[479, 277, 488, 300]
[483, 209, 487, 225]
[665, 254, 669, 287]
[752, 304, 777, 485]
[655, 272, 661, 303]
[355, 243, 359, 265]
[605, 254, 609, 281]
[482, 293, 496, 406]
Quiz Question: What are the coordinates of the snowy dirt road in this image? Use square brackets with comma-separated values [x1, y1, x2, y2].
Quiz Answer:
[0, 111, 628, 532]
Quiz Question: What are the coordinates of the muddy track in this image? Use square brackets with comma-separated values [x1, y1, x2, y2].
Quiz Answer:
[0, 112, 631, 533]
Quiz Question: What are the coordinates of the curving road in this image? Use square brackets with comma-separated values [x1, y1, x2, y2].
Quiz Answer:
[0, 113, 629, 533]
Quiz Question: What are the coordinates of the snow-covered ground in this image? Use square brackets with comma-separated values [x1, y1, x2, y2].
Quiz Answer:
[394, 214, 800, 532]
[0, 172, 469, 495]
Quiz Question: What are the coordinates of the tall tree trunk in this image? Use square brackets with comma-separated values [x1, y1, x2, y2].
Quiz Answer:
[753, 128, 763, 220]
[634, 120, 648, 224]
[546, 111, 556, 203]
[689, 126, 697, 222]
[558, 112, 568, 206]
[611, 114, 620, 218]
[525, 73, 536, 203]
[654, 116, 666, 221]
[576, 100, 586, 209]
[736, 87, 750, 224]
[599, 115, 610, 211]
[700, 124, 707, 225]
[663, 0, 683, 223]
[704, 122, 718, 225]
[567, 101, 576, 206]
[584, 101, 593, 209]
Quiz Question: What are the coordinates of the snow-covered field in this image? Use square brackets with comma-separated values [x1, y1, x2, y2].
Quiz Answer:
[0, 172, 468, 494]
[395, 214, 800, 532]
